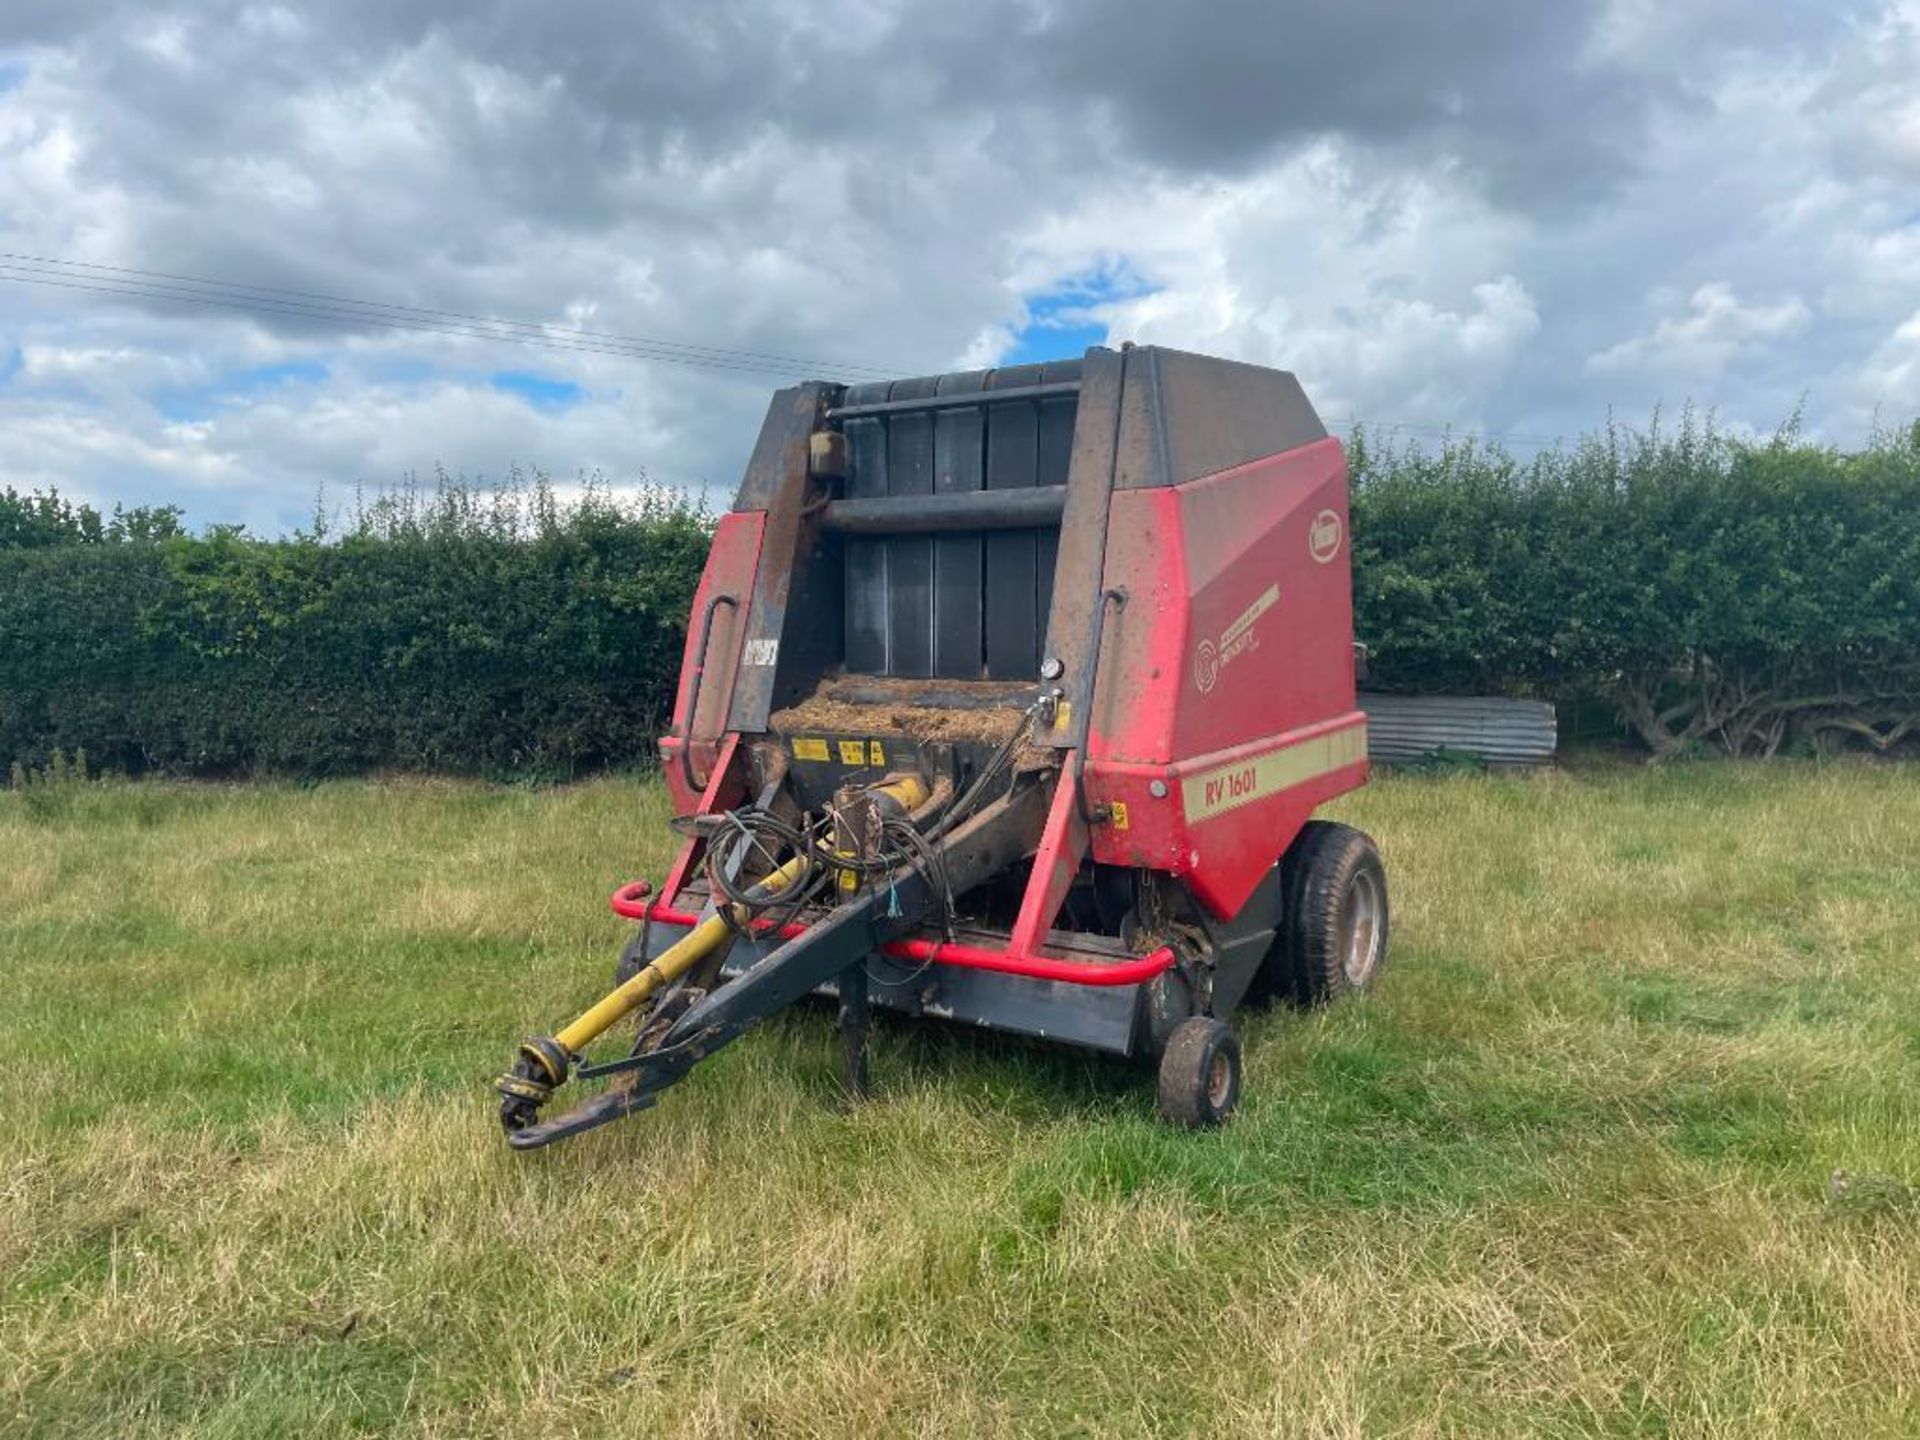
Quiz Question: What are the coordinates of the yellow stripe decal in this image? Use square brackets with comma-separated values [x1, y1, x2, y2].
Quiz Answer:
[1180, 724, 1367, 822]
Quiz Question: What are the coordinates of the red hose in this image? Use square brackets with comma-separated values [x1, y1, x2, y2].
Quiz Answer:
[607, 882, 1175, 987]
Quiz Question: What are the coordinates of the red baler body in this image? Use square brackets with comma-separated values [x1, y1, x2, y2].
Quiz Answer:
[651, 344, 1366, 1039]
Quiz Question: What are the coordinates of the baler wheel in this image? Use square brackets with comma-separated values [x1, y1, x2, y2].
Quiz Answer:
[613, 931, 648, 989]
[1275, 821, 1389, 1006]
[1156, 1017, 1242, 1128]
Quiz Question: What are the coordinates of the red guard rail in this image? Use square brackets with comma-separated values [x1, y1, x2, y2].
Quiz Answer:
[609, 881, 1175, 988]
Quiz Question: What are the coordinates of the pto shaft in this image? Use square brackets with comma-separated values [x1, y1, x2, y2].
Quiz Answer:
[498, 853, 807, 1131]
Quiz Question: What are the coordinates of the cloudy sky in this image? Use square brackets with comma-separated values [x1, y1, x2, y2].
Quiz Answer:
[2, 0, 1917, 530]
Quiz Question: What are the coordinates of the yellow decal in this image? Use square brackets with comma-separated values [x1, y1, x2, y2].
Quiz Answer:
[1052, 699, 1073, 732]
[1109, 801, 1129, 830]
[1221, 584, 1279, 652]
[838, 739, 868, 765]
[1181, 724, 1367, 822]
[839, 869, 859, 892]
[868, 739, 886, 766]
[792, 737, 829, 762]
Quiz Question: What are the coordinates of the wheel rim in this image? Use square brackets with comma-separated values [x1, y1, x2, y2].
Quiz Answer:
[1206, 1050, 1233, 1110]
[1341, 869, 1384, 987]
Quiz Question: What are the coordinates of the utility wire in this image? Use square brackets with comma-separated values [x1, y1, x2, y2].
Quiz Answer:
[0, 264, 823, 379]
[0, 252, 912, 380]
[0, 250, 1571, 444]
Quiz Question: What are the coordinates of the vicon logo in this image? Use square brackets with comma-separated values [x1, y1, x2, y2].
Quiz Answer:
[1309, 509, 1343, 563]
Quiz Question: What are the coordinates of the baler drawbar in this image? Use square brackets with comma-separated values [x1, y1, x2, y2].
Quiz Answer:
[497, 344, 1390, 1147]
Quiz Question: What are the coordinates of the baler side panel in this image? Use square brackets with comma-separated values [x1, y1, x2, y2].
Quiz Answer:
[660, 511, 764, 816]
[1112, 346, 1328, 492]
[1083, 436, 1366, 917]
[1176, 439, 1355, 759]
[1037, 347, 1126, 751]
[727, 381, 838, 731]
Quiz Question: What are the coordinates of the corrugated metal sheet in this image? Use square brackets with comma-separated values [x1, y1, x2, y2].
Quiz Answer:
[1359, 693, 1557, 766]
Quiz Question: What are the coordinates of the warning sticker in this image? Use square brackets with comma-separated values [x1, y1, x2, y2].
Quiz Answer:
[838, 739, 868, 766]
[791, 737, 829, 762]
[868, 739, 886, 766]
[1181, 725, 1367, 822]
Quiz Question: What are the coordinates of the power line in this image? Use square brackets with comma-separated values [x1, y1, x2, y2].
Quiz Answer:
[0, 264, 825, 380]
[0, 252, 915, 381]
[0, 253, 1577, 444]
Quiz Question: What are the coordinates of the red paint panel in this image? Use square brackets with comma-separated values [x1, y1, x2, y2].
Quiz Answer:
[1087, 715, 1368, 917]
[660, 512, 764, 815]
[1082, 436, 1363, 915]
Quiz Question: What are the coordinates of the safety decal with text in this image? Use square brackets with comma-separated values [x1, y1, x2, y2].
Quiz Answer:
[1180, 724, 1368, 822]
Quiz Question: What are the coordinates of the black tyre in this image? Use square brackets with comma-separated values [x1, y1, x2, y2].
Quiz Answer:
[1274, 820, 1389, 1006]
[1156, 1016, 1242, 1128]
[613, 930, 648, 988]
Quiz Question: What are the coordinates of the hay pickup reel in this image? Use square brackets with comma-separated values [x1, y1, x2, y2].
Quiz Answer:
[497, 345, 1388, 1148]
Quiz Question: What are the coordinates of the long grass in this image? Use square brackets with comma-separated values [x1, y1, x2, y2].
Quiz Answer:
[4, 762, 1919, 1437]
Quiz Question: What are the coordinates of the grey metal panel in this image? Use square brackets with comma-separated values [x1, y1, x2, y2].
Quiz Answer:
[1114, 346, 1329, 491]
[690, 930, 1140, 1056]
[984, 363, 1045, 679]
[932, 370, 988, 679]
[1359, 693, 1557, 766]
[723, 381, 838, 733]
[842, 381, 891, 675]
[884, 375, 938, 678]
[1038, 346, 1126, 751]
[837, 361, 1078, 684]
[1035, 362, 1077, 662]
[828, 379, 1078, 419]
[823, 485, 1065, 534]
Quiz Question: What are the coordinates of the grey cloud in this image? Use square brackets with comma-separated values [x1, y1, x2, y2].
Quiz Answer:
[1, 0, 1917, 529]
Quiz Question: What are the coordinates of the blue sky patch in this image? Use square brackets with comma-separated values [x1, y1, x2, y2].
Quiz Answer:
[1003, 262, 1159, 367]
[156, 359, 329, 422]
[0, 344, 21, 385]
[0, 63, 25, 93]
[491, 369, 584, 411]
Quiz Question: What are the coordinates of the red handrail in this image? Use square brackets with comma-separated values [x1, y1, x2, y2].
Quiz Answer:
[608, 881, 1175, 987]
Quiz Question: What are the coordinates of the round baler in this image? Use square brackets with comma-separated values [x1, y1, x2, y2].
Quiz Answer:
[498, 344, 1387, 1147]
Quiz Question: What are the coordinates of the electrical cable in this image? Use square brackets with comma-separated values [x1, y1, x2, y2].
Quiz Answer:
[0, 256, 912, 381]
[0, 251, 909, 378]
[0, 253, 1571, 441]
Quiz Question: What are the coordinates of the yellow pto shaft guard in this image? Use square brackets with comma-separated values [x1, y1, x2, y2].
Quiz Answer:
[496, 850, 808, 1129]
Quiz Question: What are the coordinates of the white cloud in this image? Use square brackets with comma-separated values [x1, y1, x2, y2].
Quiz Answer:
[0, 0, 1917, 525]
[1008, 144, 1541, 426]
[1587, 283, 1811, 379]
[1848, 310, 1920, 425]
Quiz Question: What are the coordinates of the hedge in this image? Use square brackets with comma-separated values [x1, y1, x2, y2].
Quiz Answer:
[1348, 416, 1920, 756]
[3, 416, 1918, 776]
[0, 479, 711, 777]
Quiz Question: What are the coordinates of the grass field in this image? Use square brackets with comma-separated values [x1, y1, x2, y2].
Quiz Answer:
[4, 762, 1920, 1437]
